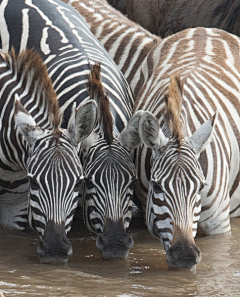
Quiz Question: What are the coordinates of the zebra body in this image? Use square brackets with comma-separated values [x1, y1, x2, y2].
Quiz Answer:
[135, 27, 240, 268]
[63, 0, 160, 98]
[0, 0, 141, 260]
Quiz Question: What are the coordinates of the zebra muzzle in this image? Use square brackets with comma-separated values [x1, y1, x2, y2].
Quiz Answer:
[37, 221, 73, 264]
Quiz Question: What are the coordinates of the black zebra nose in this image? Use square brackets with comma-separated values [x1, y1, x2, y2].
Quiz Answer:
[96, 219, 134, 259]
[37, 221, 72, 264]
[166, 241, 201, 269]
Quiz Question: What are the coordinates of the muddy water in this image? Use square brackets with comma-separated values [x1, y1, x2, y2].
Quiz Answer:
[1, 215, 240, 297]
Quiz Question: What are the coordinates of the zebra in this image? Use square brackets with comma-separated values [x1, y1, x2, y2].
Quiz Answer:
[0, 0, 143, 261]
[62, 0, 160, 98]
[0, 48, 96, 264]
[135, 27, 240, 269]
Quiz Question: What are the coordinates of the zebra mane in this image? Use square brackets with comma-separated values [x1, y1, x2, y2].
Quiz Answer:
[1, 48, 61, 129]
[88, 63, 113, 145]
[164, 75, 183, 147]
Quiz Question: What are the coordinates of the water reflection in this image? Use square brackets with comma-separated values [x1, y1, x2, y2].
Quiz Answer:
[1, 217, 240, 296]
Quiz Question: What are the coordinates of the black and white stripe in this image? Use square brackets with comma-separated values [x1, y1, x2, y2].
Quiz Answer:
[63, 0, 160, 98]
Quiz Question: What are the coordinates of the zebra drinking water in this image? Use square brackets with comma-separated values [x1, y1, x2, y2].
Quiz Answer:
[0, 0, 143, 261]
[0, 48, 96, 264]
[135, 28, 240, 268]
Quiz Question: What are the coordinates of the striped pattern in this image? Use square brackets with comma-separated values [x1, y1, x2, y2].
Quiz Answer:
[0, 0, 135, 244]
[28, 133, 82, 237]
[134, 27, 240, 249]
[82, 139, 135, 234]
[63, 0, 160, 98]
[146, 140, 203, 250]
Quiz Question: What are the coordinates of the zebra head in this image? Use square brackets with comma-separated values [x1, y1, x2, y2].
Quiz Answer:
[15, 98, 97, 264]
[138, 76, 217, 269]
[80, 64, 143, 259]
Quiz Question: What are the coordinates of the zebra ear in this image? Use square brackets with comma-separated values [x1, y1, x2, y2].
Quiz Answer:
[186, 113, 217, 156]
[14, 96, 44, 145]
[119, 110, 145, 151]
[139, 111, 168, 150]
[67, 100, 97, 145]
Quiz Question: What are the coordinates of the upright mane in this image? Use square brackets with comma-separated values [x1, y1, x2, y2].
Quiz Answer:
[1, 48, 61, 129]
[88, 63, 113, 145]
[164, 75, 183, 147]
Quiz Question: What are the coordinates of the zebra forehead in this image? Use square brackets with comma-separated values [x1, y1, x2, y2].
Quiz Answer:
[152, 143, 205, 180]
[86, 144, 135, 168]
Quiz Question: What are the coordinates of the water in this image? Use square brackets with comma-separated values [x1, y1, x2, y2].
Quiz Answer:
[1, 214, 240, 296]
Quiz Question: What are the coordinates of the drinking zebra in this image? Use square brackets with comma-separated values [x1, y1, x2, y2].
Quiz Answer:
[0, 0, 142, 261]
[0, 48, 96, 263]
[64, 1, 240, 268]
[135, 28, 240, 268]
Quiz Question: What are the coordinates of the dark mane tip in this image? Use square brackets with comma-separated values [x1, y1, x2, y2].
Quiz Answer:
[6, 47, 61, 129]
[89, 63, 113, 145]
[164, 75, 183, 147]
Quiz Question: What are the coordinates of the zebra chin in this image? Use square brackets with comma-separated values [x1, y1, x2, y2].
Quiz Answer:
[166, 240, 202, 269]
[96, 219, 134, 260]
[37, 221, 73, 264]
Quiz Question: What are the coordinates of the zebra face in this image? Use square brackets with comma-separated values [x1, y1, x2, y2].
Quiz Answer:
[81, 139, 136, 259]
[147, 142, 204, 267]
[27, 133, 83, 263]
[139, 111, 217, 269]
[15, 99, 97, 263]
[78, 110, 144, 259]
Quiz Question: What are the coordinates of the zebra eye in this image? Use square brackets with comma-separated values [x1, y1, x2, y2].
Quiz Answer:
[29, 178, 39, 191]
[152, 181, 163, 194]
